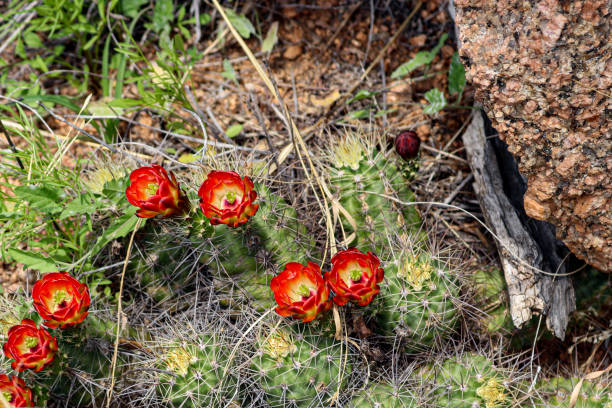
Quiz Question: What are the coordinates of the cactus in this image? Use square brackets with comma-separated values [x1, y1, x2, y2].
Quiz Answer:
[373, 251, 458, 351]
[250, 326, 351, 407]
[350, 382, 420, 407]
[471, 268, 514, 335]
[326, 133, 422, 254]
[428, 353, 515, 408]
[195, 183, 317, 313]
[155, 333, 240, 408]
[130, 224, 198, 304]
[0, 293, 128, 406]
[324, 133, 458, 350]
[535, 377, 612, 408]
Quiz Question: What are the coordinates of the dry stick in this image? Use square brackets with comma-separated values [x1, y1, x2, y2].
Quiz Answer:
[106, 218, 143, 408]
[0, 119, 25, 170]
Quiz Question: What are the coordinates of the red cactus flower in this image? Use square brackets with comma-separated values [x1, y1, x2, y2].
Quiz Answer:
[324, 248, 384, 306]
[270, 262, 332, 323]
[395, 130, 421, 160]
[125, 164, 189, 218]
[3, 319, 57, 373]
[0, 375, 34, 407]
[198, 171, 259, 227]
[32, 272, 90, 329]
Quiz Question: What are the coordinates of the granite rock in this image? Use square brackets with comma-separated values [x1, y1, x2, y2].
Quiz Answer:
[453, 0, 612, 271]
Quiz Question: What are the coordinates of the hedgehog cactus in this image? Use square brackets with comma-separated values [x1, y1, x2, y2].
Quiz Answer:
[430, 353, 513, 408]
[471, 268, 514, 335]
[325, 134, 457, 349]
[536, 377, 612, 408]
[196, 183, 317, 313]
[0, 294, 127, 406]
[250, 326, 350, 407]
[373, 251, 458, 350]
[350, 382, 420, 407]
[156, 334, 239, 408]
[327, 133, 421, 253]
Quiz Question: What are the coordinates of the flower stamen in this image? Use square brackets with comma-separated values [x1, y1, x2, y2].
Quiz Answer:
[145, 182, 159, 197]
[349, 269, 362, 282]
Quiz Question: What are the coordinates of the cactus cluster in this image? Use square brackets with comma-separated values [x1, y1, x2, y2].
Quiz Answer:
[0, 292, 124, 406]
[250, 326, 350, 407]
[326, 134, 459, 349]
[8, 129, 608, 408]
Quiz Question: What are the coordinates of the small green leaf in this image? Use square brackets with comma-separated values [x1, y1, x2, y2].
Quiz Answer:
[108, 98, 141, 108]
[178, 153, 199, 164]
[346, 89, 377, 104]
[344, 109, 370, 120]
[8, 248, 58, 273]
[14, 185, 64, 214]
[374, 108, 397, 117]
[199, 13, 211, 25]
[423, 88, 447, 115]
[448, 52, 466, 96]
[261, 21, 279, 53]
[153, 0, 174, 33]
[23, 32, 43, 48]
[391, 33, 448, 79]
[225, 9, 255, 39]
[60, 195, 96, 220]
[222, 59, 238, 84]
[120, 0, 148, 19]
[226, 124, 243, 138]
[89, 210, 143, 256]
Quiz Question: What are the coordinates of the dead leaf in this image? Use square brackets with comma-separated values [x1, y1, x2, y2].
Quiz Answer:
[310, 89, 341, 107]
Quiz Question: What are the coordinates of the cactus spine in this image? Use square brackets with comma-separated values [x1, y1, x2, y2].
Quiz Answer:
[350, 382, 420, 407]
[536, 377, 612, 408]
[250, 327, 350, 407]
[430, 353, 514, 408]
[156, 333, 239, 408]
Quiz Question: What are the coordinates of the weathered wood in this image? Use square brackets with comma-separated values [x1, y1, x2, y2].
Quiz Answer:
[462, 111, 575, 339]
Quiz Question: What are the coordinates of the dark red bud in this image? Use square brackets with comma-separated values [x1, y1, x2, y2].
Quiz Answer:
[394, 131, 421, 160]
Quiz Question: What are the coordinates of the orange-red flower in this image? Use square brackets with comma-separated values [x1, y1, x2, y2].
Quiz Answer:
[0, 375, 34, 407]
[270, 262, 332, 323]
[32, 272, 90, 329]
[324, 248, 384, 306]
[126, 164, 189, 218]
[198, 171, 259, 227]
[3, 319, 58, 373]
